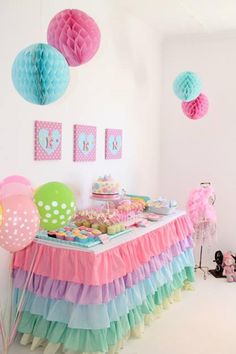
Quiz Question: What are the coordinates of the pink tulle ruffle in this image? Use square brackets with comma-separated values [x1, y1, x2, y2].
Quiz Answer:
[13, 215, 193, 286]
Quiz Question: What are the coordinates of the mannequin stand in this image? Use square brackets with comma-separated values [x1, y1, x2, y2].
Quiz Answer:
[195, 245, 209, 280]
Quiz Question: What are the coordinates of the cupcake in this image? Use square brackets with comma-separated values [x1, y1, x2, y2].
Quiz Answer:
[56, 232, 66, 240]
[80, 230, 88, 235]
[91, 223, 99, 229]
[76, 234, 89, 244]
[107, 225, 116, 235]
[92, 229, 102, 236]
[65, 232, 74, 241]
[86, 232, 95, 239]
[79, 226, 87, 231]
[82, 220, 91, 228]
[114, 224, 121, 233]
[98, 224, 107, 234]
[120, 223, 125, 232]
[72, 229, 81, 237]
[75, 220, 84, 227]
[74, 234, 82, 242]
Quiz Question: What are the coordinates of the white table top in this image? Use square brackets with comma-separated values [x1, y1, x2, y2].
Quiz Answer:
[35, 210, 186, 254]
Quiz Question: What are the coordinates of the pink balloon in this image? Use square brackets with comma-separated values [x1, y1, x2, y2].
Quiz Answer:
[0, 195, 40, 253]
[0, 183, 33, 200]
[1, 175, 31, 187]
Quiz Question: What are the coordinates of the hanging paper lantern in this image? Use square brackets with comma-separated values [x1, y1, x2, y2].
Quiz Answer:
[173, 71, 202, 102]
[0, 195, 40, 253]
[34, 182, 76, 231]
[182, 93, 209, 120]
[47, 9, 101, 66]
[12, 43, 70, 105]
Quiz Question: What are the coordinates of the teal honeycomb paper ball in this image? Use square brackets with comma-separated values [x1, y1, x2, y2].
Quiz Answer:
[173, 71, 202, 102]
[12, 43, 70, 105]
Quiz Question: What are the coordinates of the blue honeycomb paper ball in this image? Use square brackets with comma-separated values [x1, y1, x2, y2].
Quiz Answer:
[12, 43, 70, 105]
[173, 71, 202, 102]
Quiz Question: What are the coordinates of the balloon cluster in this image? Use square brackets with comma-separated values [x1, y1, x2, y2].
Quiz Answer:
[173, 71, 209, 120]
[0, 177, 76, 253]
[12, 9, 101, 105]
[0, 176, 39, 252]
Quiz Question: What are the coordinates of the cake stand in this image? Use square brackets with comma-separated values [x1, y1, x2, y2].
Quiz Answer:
[90, 194, 121, 202]
[90, 194, 121, 217]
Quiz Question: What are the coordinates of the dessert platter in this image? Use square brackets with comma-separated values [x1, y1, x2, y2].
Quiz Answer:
[35, 175, 178, 248]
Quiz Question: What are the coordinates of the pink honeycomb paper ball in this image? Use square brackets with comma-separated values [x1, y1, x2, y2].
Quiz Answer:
[47, 9, 101, 67]
[182, 93, 209, 120]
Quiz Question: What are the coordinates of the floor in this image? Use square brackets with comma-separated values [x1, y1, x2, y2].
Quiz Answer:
[10, 272, 234, 354]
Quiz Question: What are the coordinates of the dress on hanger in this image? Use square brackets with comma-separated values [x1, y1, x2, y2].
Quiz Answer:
[187, 184, 216, 245]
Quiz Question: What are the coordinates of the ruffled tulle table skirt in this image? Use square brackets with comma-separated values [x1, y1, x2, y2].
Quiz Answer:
[12, 211, 195, 354]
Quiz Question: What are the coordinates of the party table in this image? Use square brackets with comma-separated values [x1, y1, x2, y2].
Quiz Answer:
[12, 210, 195, 354]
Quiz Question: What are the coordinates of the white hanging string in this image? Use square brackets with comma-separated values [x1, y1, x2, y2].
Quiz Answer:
[40, 0, 43, 43]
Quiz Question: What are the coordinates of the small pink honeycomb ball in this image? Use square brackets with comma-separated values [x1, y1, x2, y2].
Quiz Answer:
[182, 93, 209, 120]
[47, 9, 101, 67]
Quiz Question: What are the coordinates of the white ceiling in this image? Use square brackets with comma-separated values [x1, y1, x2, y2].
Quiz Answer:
[116, 0, 236, 36]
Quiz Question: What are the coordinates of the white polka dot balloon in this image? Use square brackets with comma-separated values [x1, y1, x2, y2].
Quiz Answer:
[0, 195, 40, 253]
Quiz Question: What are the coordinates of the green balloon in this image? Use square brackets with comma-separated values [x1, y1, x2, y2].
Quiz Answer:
[34, 182, 76, 231]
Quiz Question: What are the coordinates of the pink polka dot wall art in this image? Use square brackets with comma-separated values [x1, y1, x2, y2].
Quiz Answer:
[105, 129, 123, 160]
[73, 124, 97, 162]
[34, 120, 62, 160]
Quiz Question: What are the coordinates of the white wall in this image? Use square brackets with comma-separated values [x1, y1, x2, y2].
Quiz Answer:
[0, 1, 161, 305]
[160, 34, 236, 262]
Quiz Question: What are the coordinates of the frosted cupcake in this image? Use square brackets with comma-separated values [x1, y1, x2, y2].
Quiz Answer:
[65, 232, 74, 241]
[56, 232, 66, 240]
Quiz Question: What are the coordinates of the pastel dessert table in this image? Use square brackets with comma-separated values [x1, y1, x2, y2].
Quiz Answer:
[12, 211, 195, 354]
